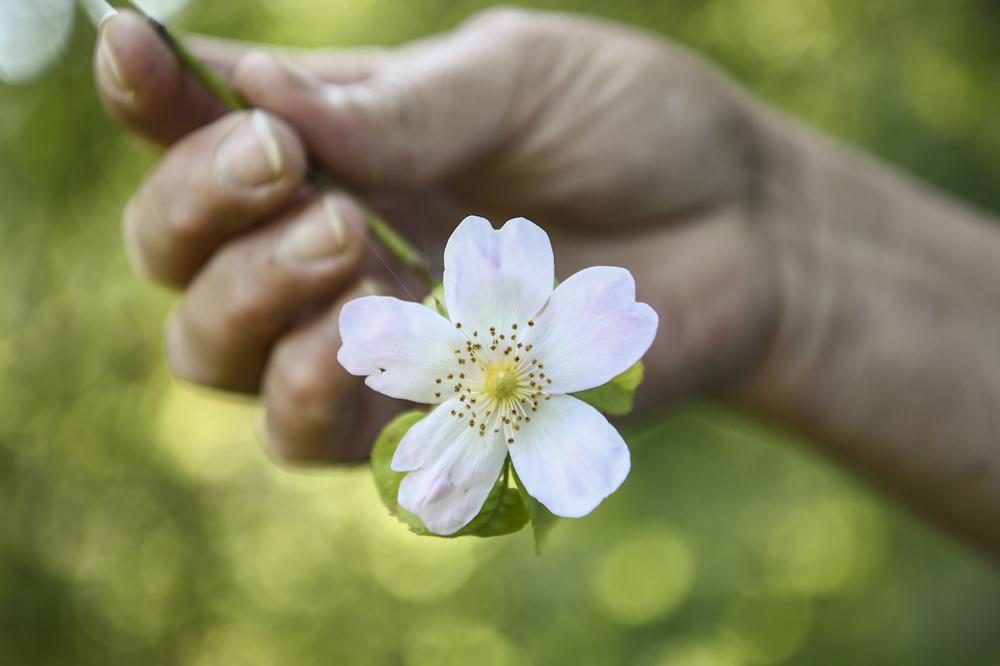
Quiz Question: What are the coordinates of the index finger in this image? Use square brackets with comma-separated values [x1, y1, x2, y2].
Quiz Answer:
[94, 11, 239, 145]
[94, 11, 386, 147]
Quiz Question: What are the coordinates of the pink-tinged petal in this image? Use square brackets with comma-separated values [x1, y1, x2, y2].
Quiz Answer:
[391, 398, 463, 472]
[508, 394, 630, 518]
[0, 0, 75, 84]
[394, 400, 508, 535]
[337, 295, 464, 404]
[443, 216, 555, 334]
[529, 266, 658, 394]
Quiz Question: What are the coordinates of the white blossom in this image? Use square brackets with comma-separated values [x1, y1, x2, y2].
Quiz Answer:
[0, 0, 191, 84]
[339, 217, 659, 535]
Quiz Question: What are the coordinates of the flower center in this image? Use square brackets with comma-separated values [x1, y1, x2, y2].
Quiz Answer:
[482, 362, 520, 400]
[431, 319, 554, 446]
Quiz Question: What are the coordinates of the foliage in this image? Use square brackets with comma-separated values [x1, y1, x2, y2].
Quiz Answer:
[511, 466, 559, 554]
[422, 282, 448, 317]
[572, 361, 644, 416]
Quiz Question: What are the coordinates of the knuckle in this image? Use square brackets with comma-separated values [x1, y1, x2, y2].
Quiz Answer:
[263, 331, 370, 464]
[262, 423, 338, 465]
[166, 294, 265, 392]
[363, 76, 429, 186]
[464, 6, 533, 32]
[215, 275, 273, 337]
[121, 196, 154, 280]
[462, 6, 556, 61]
[164, 311, 215, 387]
[269, 343, 337, 418]
[464, 6, 556, 45]
[160, 194, 212, 251]
[127, 185, 209, 286]
[123, 191, 197, 287]
[260, 430, 301, 464]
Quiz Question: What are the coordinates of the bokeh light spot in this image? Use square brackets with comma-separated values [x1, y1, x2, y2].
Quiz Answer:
[638, 635, 743, 666]
[764, 496, 884, 597]
[368, 521, 476, 603]
[157, 380, 258, 483]
[590, 526, 695, 625]
[724, 593, 812, 664]
[405, 615, 521, 666]
[190, 625, 278, 666]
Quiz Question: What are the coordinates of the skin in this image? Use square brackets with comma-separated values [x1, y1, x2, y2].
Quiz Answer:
[94, 8, 1000, 557]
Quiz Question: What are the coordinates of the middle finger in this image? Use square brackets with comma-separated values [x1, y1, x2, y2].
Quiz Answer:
[123, 110, 308, 287]
[166, 193, 368, 393]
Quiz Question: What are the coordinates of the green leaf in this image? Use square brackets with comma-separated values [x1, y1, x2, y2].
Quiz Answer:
[370, 410, 529, 538]
[454, 459, 529, 537]
[421, 283, 448, 317]
[370, 410, 432, 535]
[570, 361, 645, 416]
[511, 466, 559, 554]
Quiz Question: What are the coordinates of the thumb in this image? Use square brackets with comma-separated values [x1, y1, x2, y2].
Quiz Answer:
[230, 31, 520, 188]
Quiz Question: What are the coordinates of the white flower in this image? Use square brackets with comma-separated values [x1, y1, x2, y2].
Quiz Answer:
[338, 217, 659, 535]
[0, 0, 190, 84]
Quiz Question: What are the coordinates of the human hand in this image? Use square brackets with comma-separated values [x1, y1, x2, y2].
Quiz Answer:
[95, 7, 780, 463]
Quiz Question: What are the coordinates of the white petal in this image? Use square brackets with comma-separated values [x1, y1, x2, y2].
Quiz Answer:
[391, 398, 463, 472]
[529, 266, 658, 394]
[0, 0, 75, 84]
[443, 216, 554, 334]
[508, 394, 630, 518]
[337, 295, 465, 404]
[394, 400, 508, 535]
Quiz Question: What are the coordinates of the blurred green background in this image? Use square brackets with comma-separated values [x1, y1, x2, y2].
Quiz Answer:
[2, 0, 1000, 664]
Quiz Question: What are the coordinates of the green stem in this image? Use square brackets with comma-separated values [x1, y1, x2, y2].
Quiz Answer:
[120, 1, 435, 289]
[149, 19, 248, 111]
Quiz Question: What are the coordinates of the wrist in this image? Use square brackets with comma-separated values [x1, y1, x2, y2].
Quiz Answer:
[742, 109, 1000, 412]
[735, 107, 1000, 554]
[738, 110, 917, 419]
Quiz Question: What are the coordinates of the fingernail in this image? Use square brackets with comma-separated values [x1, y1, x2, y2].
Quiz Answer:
[215, 110, 284, 188]
[278, 196, 348, 266]
[98, 19, 134, 100]
[98, 11, 118, 30]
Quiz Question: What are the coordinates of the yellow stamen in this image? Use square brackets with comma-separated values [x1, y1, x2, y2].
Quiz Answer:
[482, 361, 520, 400]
